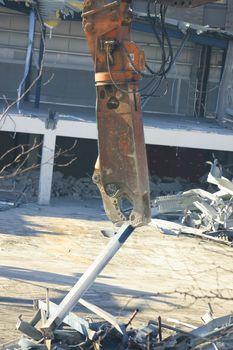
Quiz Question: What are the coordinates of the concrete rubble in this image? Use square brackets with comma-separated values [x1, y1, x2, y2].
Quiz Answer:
[151, 160, 233, 245]
[0, 171, 101, 202]
[0, 170, 194, 203]
[149, 176, 194, 198]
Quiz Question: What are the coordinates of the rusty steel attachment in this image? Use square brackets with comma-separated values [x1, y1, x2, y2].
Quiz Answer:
[82, 0, 151, 228]
[157, 0, 217, 7]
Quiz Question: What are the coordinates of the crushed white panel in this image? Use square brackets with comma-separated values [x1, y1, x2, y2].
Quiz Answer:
[208, 173, 233, 196]
[193, 201, 218, 221]
[151, 167, 233, 244]
[152, 189, 217, 217]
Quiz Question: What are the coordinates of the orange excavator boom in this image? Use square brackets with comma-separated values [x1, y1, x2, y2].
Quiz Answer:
[82, 0, 218, 228]
[83, 0, 151, 227]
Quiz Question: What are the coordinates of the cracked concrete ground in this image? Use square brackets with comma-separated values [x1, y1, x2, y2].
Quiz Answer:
[0, 198, 233, 344]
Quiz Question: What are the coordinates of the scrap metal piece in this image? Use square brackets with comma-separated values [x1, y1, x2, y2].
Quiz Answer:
[225, 219, 233, 230]
[18, 337, 47, 350]
[78, 298, 125, 335]
[83, 0, 150, 227]
[150, 319, 199, 338]
[101, 228, 116, 238]
[152, 189, 217, 217]
[166, 318, 196, 330]
[193, 201, 219, 221]
[201, 304, 214, 325]
[126, 309, 139, 329]
[153, 314, 233, 350]
[189, 314, 233, 348]
[38, 300, 94, 339]
[158, 316, 162, 342]
[151, 177, 233, 244]
[193, 201, 219, 230]
[151, 219, 232, 246]
[130, 321, 158, 349]
[207, 158, 223, 178]
[53, 329, 85, 344]
[208, 173, 233, 196]
[150, 218, 206, 235]
[192, 314, 233, 338]
[16, 316, 43, 341]
[30, 309, 42, 327]
[182, 210, 203, 228]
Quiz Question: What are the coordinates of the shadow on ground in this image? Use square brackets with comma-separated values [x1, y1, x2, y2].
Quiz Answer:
[0, 198, 108, 237]
[0, 265, 182, 314]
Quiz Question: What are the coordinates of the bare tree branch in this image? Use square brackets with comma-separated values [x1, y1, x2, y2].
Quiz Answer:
[0, 140, 42, 179]
[0, 140, 78, 181]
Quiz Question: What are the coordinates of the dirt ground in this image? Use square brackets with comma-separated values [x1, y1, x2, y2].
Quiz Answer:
[1, 198, 233, 344]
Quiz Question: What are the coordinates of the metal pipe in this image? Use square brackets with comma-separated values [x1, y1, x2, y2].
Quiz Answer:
[17, 9, 36, 111]
[158, 316, 162, 342]
[126, 309, 139, 328]
[42, 223, 134, 332]
[34, 27, 46, 109]
[194, 45, 212, 118]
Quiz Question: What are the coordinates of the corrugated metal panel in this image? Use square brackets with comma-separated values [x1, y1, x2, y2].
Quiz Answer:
[29, 67, 96, 105]
[0, 62, 24, 98]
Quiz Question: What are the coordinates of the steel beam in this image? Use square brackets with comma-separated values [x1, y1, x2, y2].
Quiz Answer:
[41, 223, 134, 335]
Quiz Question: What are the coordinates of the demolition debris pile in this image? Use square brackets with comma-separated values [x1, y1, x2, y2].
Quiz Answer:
[0, 171, 100, 201]
[0, 170, 194, 203]
[151, 161, 233, 245]
[9, 304, 233, 350]
[150, 175, 195, 197]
